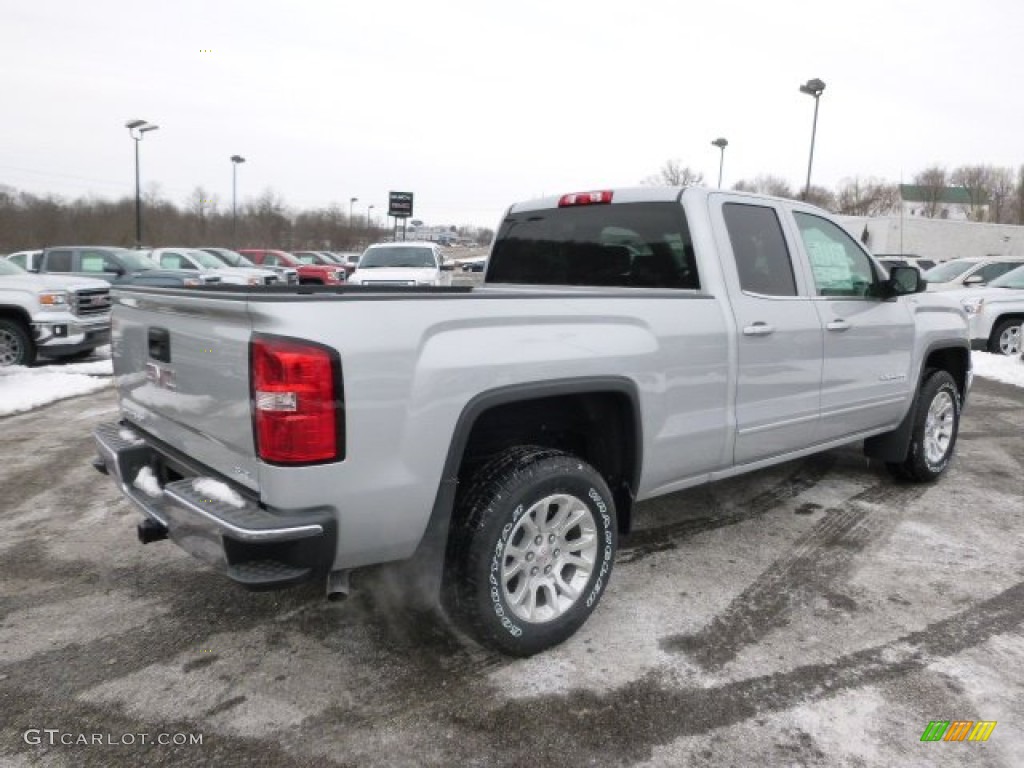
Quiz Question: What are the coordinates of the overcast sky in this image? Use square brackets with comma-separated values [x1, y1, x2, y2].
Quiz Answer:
[2, 0, 1021, 229]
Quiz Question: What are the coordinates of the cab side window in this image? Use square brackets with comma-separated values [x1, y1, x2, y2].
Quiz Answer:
[45, 250, 73, 272]
[794, 213, 878, 298]
[723, 203, 797, 296]
[975, 262, 1018, 283]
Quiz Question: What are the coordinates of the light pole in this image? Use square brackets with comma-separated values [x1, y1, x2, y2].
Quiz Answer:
[125, 119, 159, 248]
[711, 138, 728, 188]
[230, 155, 245, 245]
[799, 78, 826, 200]
[367, 204, 374, 229]
[349, 196, 358, 226]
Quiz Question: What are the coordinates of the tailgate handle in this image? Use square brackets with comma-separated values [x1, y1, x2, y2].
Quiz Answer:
[148, 327, 171, 362]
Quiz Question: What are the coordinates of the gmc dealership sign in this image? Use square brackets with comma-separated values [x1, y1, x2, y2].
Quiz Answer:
[388, 191, 414, 218]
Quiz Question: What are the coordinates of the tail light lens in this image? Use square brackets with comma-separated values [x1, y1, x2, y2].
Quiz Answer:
[251, 335, 344, 464]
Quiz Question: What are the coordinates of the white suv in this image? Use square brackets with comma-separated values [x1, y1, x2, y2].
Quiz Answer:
[923, 257, 1024, 291]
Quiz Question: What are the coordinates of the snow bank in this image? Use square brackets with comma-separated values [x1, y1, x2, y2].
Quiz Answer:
[0, 365, 112, 417]
[971, 351, 1024, 389]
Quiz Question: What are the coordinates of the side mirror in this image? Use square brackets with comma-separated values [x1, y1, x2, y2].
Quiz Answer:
[888, 265, 926, 296]
[440, 263, 455, 271]
[963, 274, 984, 285]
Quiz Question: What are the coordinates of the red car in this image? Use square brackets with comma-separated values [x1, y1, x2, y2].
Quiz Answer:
[238, 249, 345, 285]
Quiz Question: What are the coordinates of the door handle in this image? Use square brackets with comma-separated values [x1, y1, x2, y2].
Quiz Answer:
[826, 320, 851, 332]
[743, 322, 775, 337]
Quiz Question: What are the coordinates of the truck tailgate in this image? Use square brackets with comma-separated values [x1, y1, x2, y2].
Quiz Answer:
[112, 289, 259, 491]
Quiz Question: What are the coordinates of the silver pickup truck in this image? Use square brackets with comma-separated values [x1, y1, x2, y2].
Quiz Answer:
[93, 186, 971, 656]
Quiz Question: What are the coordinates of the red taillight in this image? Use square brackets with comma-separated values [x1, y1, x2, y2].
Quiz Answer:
[251, 335, 343, 464]
[558, 190, 613, 207]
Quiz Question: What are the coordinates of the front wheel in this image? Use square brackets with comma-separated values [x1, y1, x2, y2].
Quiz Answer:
[0, 319, 35, 367]
[989, 319, 1023, 356]
[445, 447, 617, 656]
[886, 370, 961, 482]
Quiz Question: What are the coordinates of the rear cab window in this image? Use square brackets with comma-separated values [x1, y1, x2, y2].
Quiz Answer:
[721, 204, 797, 296]
[488, 202, 699, 289]
[45, 249, 74, 272]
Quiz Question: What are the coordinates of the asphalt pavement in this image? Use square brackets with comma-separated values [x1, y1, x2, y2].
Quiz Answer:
[1, 376, 1022, 767]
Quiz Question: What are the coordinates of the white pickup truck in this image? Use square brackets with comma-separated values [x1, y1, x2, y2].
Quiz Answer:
[0, 258, 111, 366]
[93, 186, 970, 655]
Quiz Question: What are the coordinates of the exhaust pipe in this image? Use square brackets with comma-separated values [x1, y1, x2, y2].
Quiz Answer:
[137, 518, 168, 544]
[326, 569, 351, 602]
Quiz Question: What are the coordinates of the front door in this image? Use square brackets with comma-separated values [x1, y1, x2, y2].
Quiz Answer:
[791, 212, 916, 440]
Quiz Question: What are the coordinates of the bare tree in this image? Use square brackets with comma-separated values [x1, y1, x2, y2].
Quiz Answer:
[986, 167, 1015, 224]
[641, 159, 704, 186]
[732, 175, 795, 198]
[835, 177, 901, 216]
[910, 166, 948, 218]
[950, 165, 991, 221]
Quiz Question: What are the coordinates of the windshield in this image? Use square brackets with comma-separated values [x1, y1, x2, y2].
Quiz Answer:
[0, 259, 26, 276]
[294, 252, 329, 265]
[201, 248, 253, 267]
[188, 249, 232, 269]
[118, 250, 161, 271]
[924, 260, 978, 282]
[988, 263, 1024, 289]
[359, 247, 437, 269]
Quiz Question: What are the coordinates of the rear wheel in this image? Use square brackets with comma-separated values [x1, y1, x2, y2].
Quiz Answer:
[886, 370, 960, 482]
[989, 319, 1023, 356]
[0, 319, 35, 367]
[445, 446, 617, 656]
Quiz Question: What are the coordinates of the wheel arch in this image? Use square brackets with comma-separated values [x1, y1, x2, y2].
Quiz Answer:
[402, 377, 642, 606]
[864, 341, 969, 463]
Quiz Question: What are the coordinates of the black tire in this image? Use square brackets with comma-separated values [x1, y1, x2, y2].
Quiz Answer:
[444, 446, 617, 657]
[988, 318, 1023, 356]
[886, 370, 961, 482]
[0, 319, 36, 367]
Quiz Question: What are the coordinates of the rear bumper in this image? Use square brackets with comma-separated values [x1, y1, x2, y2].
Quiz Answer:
[92, 422, 336, 590]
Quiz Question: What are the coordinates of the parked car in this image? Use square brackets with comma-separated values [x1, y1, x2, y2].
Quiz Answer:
[93, 185, 969, 656]
[347, 242, 454, 286]
[238, 249, 345, 285]
[35, 246, 218, 287]
[923, 257, 1024, 291]
[459, 256, 487, 273]
[5, 250, 43, 271]
[330, 251, 362, 277]
[0, 258, 110, 366]
[197, 247, 299, 285]
[292, 251, 348, 274]
[144, 247, 280, 286]
[948, 263, 1024, 355]
[874, 254, 935, 271]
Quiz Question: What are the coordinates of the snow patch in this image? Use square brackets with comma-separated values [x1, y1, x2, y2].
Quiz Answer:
[972, 351, 1024, 388]
[119, 428, 145, 445]
[192, 478, 246, 508]
[133, 466, 163, 498]
[0, 365, 112, 417]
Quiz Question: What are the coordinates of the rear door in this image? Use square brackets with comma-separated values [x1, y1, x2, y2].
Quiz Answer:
[790, 212, 915, 439]
[710, 197, 823, 465]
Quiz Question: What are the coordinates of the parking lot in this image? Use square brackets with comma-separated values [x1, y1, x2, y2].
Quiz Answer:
[1, 374, 1022, 767]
